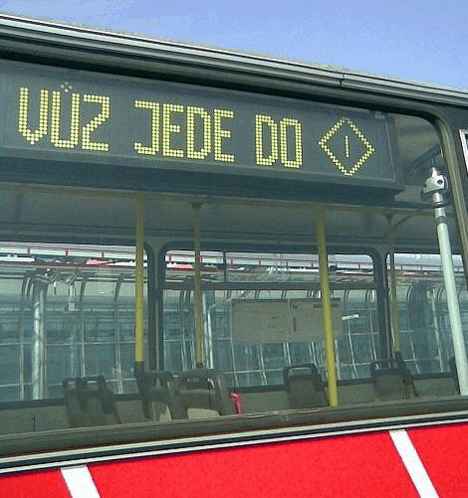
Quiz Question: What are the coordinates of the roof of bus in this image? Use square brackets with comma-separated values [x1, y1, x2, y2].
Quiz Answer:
[1, 11, 468, 106]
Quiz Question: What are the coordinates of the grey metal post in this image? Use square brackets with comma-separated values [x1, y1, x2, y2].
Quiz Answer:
[423, 168, 468, 395]
[32, 280, 47, 399]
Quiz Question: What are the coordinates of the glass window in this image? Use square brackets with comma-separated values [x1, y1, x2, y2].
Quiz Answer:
[2, 104, 468, 459]
[387, 253, 467, 375]
[0, 242, 147, 401]
[163, 251, 376, 386]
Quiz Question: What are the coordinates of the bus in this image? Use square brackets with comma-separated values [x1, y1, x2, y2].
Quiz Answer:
[1, 12, 468, 497]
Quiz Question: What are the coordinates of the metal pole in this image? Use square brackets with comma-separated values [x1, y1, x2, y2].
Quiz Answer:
[79, 278, 88, 377]
[316, 208, 338, 407]
[134, 194, 145, 378]
[193, 203, 204, 368]
[435, 205, 468, 394]
[114, 277, 124, 394]
[19, 276, 28, 400]
[32, 281, 47, 399]
[429, 288, 444, 372]
[423, 168, 468, 395]
[387, 216, 402, 352]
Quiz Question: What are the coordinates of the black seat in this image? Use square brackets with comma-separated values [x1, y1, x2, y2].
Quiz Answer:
[137, 371, 184, 420]
[176, 369, 234, 417]
[448, 356, 468, 394]
[370, 354, 417, 401]
[449, 357, 459, 392]
[283, 363, 328, 409]
[62, 376, 121, 427]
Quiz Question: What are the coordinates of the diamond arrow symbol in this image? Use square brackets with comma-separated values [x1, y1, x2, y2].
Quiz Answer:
[318, 117, 375, 177]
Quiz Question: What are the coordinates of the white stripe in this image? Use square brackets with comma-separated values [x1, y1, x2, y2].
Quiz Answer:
[390, 429, 439, 498]
[61, 465, 101, 498]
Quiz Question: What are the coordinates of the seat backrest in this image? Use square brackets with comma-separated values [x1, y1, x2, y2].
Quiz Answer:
[370, 355, 417, 401]
[177, 369, 234, 417]
[283, 363, 328, 409]
[62, 376, 121, 427]
[449, 356, 461, 393]
[137, 371, 184, 420]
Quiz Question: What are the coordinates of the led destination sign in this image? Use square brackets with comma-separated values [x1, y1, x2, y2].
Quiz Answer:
[0, 60, 401, 190]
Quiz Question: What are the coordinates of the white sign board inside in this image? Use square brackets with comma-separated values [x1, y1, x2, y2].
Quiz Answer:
[231, 299, 342, 343]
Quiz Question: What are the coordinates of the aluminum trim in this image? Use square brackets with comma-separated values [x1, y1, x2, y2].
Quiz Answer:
[1, 14, 468, 106]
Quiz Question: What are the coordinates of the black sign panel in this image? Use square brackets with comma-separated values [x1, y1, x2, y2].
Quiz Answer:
[0, 60, 402, 192]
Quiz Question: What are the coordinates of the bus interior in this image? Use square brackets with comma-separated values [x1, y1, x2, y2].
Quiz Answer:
[2, 59, 468, 458]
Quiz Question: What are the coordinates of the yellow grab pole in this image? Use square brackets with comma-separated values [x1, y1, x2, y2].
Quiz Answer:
[387, 216, 401, 353]
[316, 209, 338, 407]
[134, 194, 145, 376]
[193, 204, 204, 368]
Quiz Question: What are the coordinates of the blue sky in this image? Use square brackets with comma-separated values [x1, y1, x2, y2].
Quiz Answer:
[1, 0, 467, 89]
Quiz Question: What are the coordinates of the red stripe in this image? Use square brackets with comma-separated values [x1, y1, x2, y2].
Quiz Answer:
[89, 432, 419, 497]
[0, 469, 70, 498]
[408, 422, 468, 497]
[7, 425, 462, 497]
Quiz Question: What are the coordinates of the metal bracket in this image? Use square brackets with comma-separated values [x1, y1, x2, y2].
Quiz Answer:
[421, 169, 450, 207]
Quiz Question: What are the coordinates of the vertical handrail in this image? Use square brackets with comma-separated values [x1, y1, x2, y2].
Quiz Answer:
[114, 275, 124, 394]
[316, 208, 338, 407]
[365, 289, 378, 361]
[387, 216, 402, 353]
[32, 280, 47, 399]
[343, 289, 356, 378]
[178, 289, 189, 370]
[435, 204, 468, 394]
[193, 203, 204, 367]
[134, 194, 146, 377]
[79, 277, 88, 377]
[429, 287, 444, 372]
[203, 293, 214, 368]
[422, 167, 468, 395]
[18, 276, 28, 400]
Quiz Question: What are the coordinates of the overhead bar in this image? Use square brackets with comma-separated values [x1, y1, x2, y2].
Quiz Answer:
[4, 184, 436, 223]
